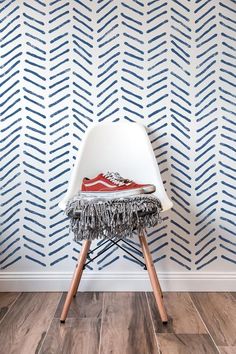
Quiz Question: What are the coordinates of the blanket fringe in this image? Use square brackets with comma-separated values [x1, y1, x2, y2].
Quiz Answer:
[65, 193, 163, 241]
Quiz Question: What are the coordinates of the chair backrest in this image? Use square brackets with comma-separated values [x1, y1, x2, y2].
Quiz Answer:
[59, 122, 173, 212]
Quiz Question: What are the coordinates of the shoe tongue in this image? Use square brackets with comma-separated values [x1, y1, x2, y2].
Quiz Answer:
[113, 172, 131, 183]
[106, 172, 133, 185]
[104, 171, 122, 179]
[103, 172, 126, 185]
[113, 172, 122, 179]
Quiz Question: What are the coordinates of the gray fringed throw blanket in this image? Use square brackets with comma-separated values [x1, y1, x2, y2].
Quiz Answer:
[65, 193, 163, 241]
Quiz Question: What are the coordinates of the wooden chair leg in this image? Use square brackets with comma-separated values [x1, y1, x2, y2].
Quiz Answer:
[60, 240, 91, 323]
[139, 229, 168, 323]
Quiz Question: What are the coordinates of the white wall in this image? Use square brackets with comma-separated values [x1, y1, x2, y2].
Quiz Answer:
[0, 0, 235, 291]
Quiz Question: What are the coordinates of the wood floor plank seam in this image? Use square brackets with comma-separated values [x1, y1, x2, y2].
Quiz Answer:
[0, 292, 21, 326]
[99, 292, 159, 354]
[37, 292, 63, 354]
[98, 292, 105, 354]
[188, 293, 221, 354]
[190, 293, 236, 351]
[0, 293, 62, 354]
[145, 292, 161, 354]
[39, 292, 103, 353]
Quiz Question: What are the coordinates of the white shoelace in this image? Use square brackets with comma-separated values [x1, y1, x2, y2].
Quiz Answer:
[103, 172, 132, 186]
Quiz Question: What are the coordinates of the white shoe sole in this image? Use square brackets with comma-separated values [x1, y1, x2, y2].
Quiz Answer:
[80, 185, 156, 199]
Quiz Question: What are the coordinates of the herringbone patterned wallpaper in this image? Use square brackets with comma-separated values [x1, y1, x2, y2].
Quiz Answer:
[0, 0, 235, 273]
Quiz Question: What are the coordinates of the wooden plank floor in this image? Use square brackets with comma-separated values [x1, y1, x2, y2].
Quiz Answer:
[0, 292, 235, 354]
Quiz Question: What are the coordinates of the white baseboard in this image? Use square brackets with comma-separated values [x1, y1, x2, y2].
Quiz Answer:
[0, 271, 236, 292]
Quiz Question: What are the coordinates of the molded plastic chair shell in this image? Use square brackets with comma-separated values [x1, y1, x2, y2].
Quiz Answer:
[59, 122, 173, 212]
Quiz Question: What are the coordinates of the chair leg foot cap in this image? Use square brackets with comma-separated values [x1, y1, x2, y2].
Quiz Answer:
[60, 320, 65, 324]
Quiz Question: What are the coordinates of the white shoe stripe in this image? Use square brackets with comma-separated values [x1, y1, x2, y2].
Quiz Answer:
[83, 180, 117, 188]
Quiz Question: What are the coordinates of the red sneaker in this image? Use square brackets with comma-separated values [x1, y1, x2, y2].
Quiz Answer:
[81, 172, 155, 197]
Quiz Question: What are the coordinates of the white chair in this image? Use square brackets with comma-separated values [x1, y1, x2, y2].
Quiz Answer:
[59, 121, 173, 324]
